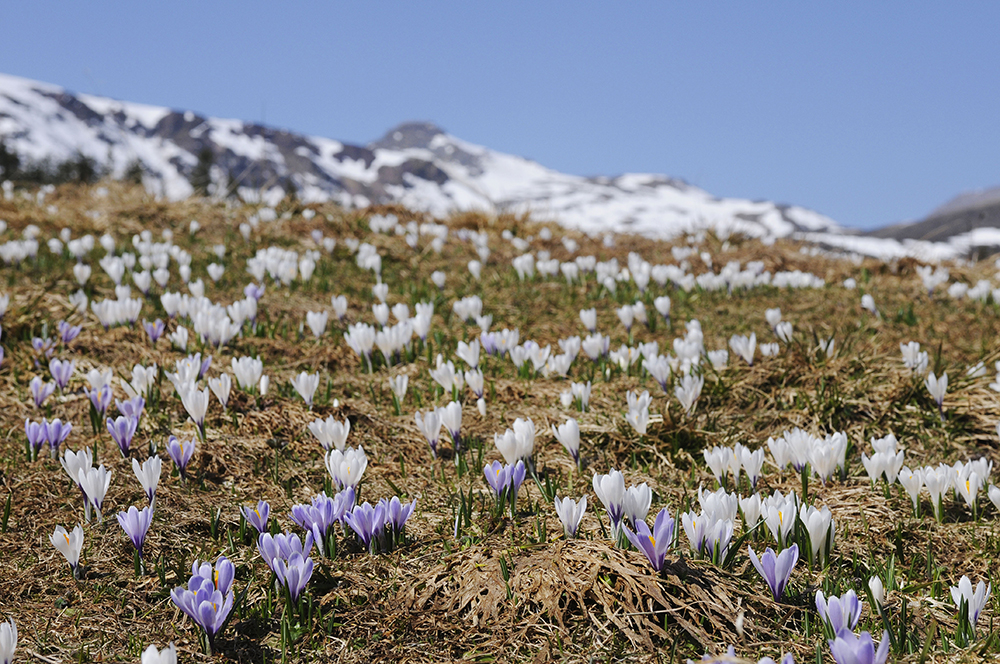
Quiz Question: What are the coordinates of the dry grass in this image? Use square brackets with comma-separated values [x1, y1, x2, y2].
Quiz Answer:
[0, 182, 998, 662]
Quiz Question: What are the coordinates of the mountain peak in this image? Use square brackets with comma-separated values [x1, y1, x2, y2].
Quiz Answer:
[369, 122, 447, 151]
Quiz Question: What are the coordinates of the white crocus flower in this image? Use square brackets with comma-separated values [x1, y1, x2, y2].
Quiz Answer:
[898, 466, 923, 512]
[131, 456, 161, 510]
[208, 373, 232, 411]
[50, 524, 85, 577]
[764, 307, 782, 329]
[414, 409, 444, 458]
[554, 496, 587, 538]
[799, 504, 834, 565]
[925, 372, 948, 415]
[180, 386, 210, 436]
[388, 375, 409, 406]
[592, 469, 626, 536]
[455, 340, 480, 369]
[308, 416, 351, 451]
[325, 446, 368, 489]
[78, 465, 112, 523]
[290, 372, 320, 410]
[674, 374, 704, 415]
[729, 333, 756, 366]
[774, 321, 793, 344]
[552, 418, 581, 466]
[951, 576, 992, 626]
[869, 576, 884, 609]
[623, 483, 651, 527]
[141, 643, 177, 664]
[305, 311, 328, 338]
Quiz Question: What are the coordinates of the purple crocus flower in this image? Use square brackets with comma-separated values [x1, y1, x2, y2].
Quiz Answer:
[244, 283, 265, 301]
[379, 496, 416, 538]
[43, 418, 72, 457]
[241, 500, 271, 534]
[274, 553, 314, 603]
[257, 531, 314, 573]
[25, 419, 46, 459]
[88, 385, 113, 417]
[829, 629, 890, 664]
[166, 435, 196, 480]
[291, 492, 347, 554]
[116, 505, 154, 558]
[58, 320, 82, 344]
[170, 574, 234, 652]
[483, 460, 511, 498]
[509, 460, 526, 508]
[30, 375, 56, 407]
[748, 544, 799, 602]
[32, 336, 56, 360]
[116, 396, 145, 423]
[191, 555, 235, 595]
[343, 502, 387, 554]
[331, 486, 356, 526]
[0, 346, 4, 369]
[198, 355, 212, 380]
[49, 358, 75, 390]
[623, 507, 676, 573]
[143, 319, 166, 345]
[107, 415, 138, 457]
[816, 589, 863, 635]
[480, 332, 499, 356]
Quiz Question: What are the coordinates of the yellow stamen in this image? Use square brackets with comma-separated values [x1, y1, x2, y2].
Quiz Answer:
[648, 535, 656, 547]
[213, 569, 219, 589]
[63, 533, 70, 545]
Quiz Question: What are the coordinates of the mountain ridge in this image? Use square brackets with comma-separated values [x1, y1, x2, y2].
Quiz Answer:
[2, 72, 998, 261]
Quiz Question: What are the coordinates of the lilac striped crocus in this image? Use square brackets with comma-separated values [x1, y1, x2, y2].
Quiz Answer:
[58, 320, 82, 344]
[116, 396, 145, 423]
[244, 283, 265, 301]
[30, 375, 56, 408]
[344, 502, 387, 554]
[816, 589, 863, 635]
[379, 496, 416, 546]
[43, 418, 72, 457]
[87, 385, 113, 418]
[623, 507, 676, 573]
[241, 501, 271, 534]
[274, 553, 314, 603]
[257, 531, 314, 573]
[829, 629, 890, 664]
[291, 493, 344, 556]
[197, 354, 212, 380]
[116, 505, 154, 559]
[191, 555, 235, 595]
[49, 358, 75, 391]
[107, 415, 138, 457]
[749, 544, 799, 602]
[482, 460, 526, 516]
[483, 460, 512, 499]
[166, 436, 196, 480]
[143, 319, 166, 346]
[25, 419, 46, 460]
[32, 336, 56, 360]
[170, 572, 234, 653]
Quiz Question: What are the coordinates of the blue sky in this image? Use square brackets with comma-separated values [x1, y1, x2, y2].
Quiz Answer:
[3, 2, 1000, 230]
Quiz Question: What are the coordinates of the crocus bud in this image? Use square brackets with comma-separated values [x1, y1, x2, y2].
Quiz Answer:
[869, 575, 884, 609]
[259, 375, 270, 397]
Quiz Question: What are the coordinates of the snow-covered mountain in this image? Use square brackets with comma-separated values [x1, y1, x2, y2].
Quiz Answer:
[0, 72, 846, 241]
[3, 71, 997, 261]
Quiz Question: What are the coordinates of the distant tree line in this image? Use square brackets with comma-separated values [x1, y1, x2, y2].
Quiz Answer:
[0, 136, 150, 189]
[0, 137, 298, 202]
